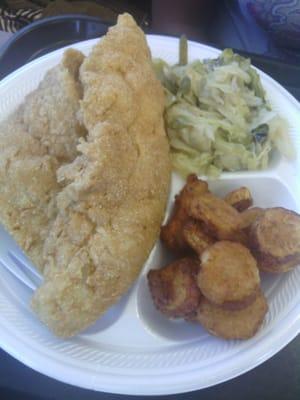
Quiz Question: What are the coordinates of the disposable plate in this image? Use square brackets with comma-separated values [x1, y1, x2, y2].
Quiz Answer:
[0, 36, 299, 395]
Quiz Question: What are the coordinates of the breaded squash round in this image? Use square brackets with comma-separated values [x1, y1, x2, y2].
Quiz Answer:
[160, 174, 208, 253]
[147, 258, 201, 318]
[198, 241, 260, 309]
[195, 290, 268, 340]
[249, 207, 300, 273]
[160, 202, 189, 253]
[224, 186, 253, 212]
[183, 219, 215, 256]
[189, 192, 243, 241]
[240, 207, 265, 231]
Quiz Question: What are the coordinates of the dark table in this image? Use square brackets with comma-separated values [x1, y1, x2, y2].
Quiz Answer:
[1, 2, 300, 399]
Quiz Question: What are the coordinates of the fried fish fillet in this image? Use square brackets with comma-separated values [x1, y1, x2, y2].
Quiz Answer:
[31, 14, 171, 337]
[224, 186, 253, 212]
[22, 48, 86, 162]
[0, 49, 85, 271]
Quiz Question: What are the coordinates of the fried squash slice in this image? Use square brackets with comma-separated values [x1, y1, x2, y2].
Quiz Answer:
[224, 186, 253, 212]
[249, 207, 300, 273]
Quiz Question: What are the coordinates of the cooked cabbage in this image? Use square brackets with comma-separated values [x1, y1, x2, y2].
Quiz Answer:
[154, 48, 295, 177]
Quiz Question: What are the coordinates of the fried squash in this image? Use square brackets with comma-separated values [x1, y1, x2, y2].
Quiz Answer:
[182, 219, 215, 256]
[240, 207, 265, 231]
[160, 174, 208, 252]
[198, 241, 260, 310]
[147, 258, 201, 318]
[224, 186, 253, 212]
[195, 290, 268, 340]
[249, 207, 300, 273]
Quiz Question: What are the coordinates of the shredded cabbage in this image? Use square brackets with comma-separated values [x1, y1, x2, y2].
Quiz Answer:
[154, 48, 295, 177]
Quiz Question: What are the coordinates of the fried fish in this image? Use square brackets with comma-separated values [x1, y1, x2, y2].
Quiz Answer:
[0, 14, 171, 337]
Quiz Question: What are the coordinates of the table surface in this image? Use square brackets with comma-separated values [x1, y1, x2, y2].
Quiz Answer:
[0, 3, 300, 399]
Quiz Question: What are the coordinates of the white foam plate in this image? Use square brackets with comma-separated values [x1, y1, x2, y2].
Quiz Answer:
[0, 36, 300, 395]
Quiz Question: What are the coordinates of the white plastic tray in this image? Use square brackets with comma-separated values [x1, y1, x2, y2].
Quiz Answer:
[0, 36, 299, 395]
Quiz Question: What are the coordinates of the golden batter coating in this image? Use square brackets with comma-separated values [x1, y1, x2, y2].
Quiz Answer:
[198, 241, 260, 310]
[0, 49, 85, 272]
[189, 192, 243, 241]
[249, 207, 300, 273]
[180, 175, 209, 205]
[240, 207, 265, 231]
[147, 258, 201, 318]
[182, 219, 215, 256]
[160, 201, 190, 253]
[30, 14, 171, 337]
[160, 174, 208, 252]
[195, 290, 268, 340]
[0, 14, 171, 337]
[224, 187, 253, 212]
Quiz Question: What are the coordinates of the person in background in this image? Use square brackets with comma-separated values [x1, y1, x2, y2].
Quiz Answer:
[151, 0, 218, 40]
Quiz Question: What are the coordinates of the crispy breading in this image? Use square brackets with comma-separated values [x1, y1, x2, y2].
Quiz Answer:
[23, 48, 86, 162]
[189, 192, 243, 240]
[240, 207, 265, 231]
[0, 49, 85, 272]
[180, 174, 209, 207]
[182, 219, 215, 255]
[195, 290, 268, 340]
[147, 258, 201, 318]
[31, 14, 171, 337]
[198, 241, 260, 309]
[224, 187, 253, 212]
[249, 207, 300, 273]
[232, 207, 265, 248]
[160, 174, 208, 252]
[160, 200, 190, 252]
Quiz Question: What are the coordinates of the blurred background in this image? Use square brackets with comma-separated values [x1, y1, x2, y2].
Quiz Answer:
[1, 0, 300, 61]
[1, 0, 299, 97]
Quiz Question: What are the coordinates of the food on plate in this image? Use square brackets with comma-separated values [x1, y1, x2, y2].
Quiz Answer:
[23, 48, 86, 162]
[31, 14, 171, 337]
[249, 207, 300, 273]
[179, 173, 209, 200]
[0, 48, 85, 272]
[147, 258, 201, 318]
[148, 174, 300, 340]
[240, 207, 265, 232]
[0, 13, 171, 337]
[198, 241, 260, 310]
[224, 186, 253, 212]
[154, 42, 295, 177]
[182, 219, 215, 256]
[160, 174, 208, 252]
[160, 200, 189, 253]
[189, 192, 243, 241]
[195, 290, 268, 340]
